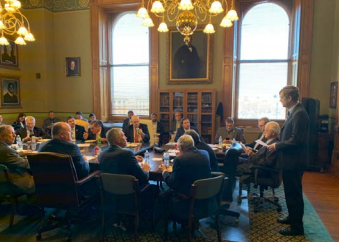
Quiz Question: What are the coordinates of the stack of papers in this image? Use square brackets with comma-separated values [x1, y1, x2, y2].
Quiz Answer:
[77, 143, 91, 148]
[126, 143, 140, 148]
[167, 149, 179, 156]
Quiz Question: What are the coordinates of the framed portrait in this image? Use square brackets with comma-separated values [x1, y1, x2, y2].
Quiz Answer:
[167, 26, 213, 84]
[330, 82, 337, 109]
[0, 40, 20, 70]
[66, 57, 81, 77]
[1, 74, 21, 108]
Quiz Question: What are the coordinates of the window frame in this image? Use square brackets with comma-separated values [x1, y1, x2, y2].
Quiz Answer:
[235, 1, 293, 123]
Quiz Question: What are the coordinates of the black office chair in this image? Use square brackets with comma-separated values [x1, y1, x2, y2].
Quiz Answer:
[238, 165, 282, 213]
[27, 152, 100, 241]
[218, 143, 243, 223]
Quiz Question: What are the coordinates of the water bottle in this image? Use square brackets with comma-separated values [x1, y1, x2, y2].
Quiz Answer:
[218, 136, 223, 149]
[144, 150, 150, 164]
[31, 136, 37, 151]
[163, 152, 170, 166]
[232, 138, 236, 145]
[16, 135, 23, 150]
[97, 136, 102, 145]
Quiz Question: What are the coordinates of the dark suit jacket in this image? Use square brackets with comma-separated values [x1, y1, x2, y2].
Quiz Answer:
[124, 123, 150, 143]
[16, 127, 50, 140]
[4, 93, 18, 103]
[195, 141, 220, 172]
[98, 145, 149, 186]
[122, 118, 131, 131]
[174, 126, 201, 142]
[246, 132, 267, 150]
[12, 121, 25, 131]
[87, 120, 108, 140]
[0, 141, 35, 194]
[275, 103, 309, 171]
[38, 139, 89, 179]
[74, 124, 86, 141]
[170, 120, 181, 133]
[214, 127, 246, 144]
[162, 147, 211, 196]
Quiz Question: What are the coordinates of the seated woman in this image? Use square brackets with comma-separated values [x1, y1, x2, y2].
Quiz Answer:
[12, 112, 26, 131]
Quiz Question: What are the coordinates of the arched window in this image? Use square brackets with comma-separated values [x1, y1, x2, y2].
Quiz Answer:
[111, 12, 150, 116]
[237, 3, 290, 120]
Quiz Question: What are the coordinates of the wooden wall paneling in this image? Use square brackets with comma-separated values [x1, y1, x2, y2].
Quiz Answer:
[150, 18, 159, 116]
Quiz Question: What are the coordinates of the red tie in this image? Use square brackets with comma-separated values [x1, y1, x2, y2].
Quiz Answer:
[134, 129, 139, 142]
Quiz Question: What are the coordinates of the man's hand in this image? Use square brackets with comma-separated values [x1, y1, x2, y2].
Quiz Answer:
[246, 149, 255, 157]
[267, 144, 276, 152]
[22, 137, 31, 142]
[142, 163, 151, 172]
[101, 138, 107, 142]
[135, 155, 143, 163]
[83, 132, 88, 140]
[159, 164, 167, 174]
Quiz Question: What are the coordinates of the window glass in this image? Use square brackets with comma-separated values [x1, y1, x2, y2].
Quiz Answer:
[111, 13, 149, 115]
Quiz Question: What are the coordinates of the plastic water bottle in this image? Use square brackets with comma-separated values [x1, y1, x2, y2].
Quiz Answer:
[31, 136, 37, 151]
[218, 136, 223, 149]
[97, 136, 102, 145]
[144, 150, 150, 164]
[163, 152, 170, 166]
[232, 138, 236, 145]
[16, 135, 23, 150]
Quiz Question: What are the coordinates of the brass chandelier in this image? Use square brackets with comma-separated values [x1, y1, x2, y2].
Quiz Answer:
[137, 0, 238, 39]
[0, 0, 35, 46]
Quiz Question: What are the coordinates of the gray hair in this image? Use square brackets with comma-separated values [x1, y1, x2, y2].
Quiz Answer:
[0, 125, 12, 140]
[266, 121, 280, 135]
[25, 116, 35, 123]
[177, 134, 194, 150]
[106, 128, 121, 146]
[185, 129, 200, 143]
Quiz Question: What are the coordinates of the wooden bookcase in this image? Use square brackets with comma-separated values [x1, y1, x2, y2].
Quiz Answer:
[159, 89, 216, 144]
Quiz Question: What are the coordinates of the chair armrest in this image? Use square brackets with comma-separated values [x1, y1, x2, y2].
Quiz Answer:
[139, 183, 150, 193]
[250, 165, 280, 173]
[211, 172, 225, 177]
[76, 170, 101, 186]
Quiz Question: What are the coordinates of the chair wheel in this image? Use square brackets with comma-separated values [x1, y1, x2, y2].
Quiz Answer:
[36, 234, 41, 240]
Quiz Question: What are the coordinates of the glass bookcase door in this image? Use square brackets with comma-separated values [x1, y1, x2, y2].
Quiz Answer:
[173, 92, 184, 113]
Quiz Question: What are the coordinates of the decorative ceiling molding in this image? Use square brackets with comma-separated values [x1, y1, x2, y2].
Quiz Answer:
[21, 0, 89, 12]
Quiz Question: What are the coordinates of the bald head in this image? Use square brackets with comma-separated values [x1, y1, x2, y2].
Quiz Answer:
[131, 115, 140, 129]
[0, 125, 15, 145]
[52, 122, 72, 141]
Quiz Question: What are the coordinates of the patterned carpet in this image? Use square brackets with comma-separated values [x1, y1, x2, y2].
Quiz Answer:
[0, 183, 333, 242]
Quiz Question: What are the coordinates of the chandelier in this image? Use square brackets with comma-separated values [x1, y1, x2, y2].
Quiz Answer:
[137, 0, 238, 38]
[0, 0, 35, 46]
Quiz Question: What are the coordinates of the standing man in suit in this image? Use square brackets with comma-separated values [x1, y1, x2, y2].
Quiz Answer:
[174, 117, 201, 142]
[124, 115, 150, 143]
[66, 116, 88, 141]
[16, 116, 50, 142]
[214, 117, 246, 144]
[39, 122, 89, 179]
[122, 110, 134, 131]
[87, 120, 108, 142]
[170, 112, 182, 134]
[268, 86, 309, 236]
[246, 117, 270, 151]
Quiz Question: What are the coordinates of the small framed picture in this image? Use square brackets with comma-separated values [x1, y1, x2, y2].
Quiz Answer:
[330, 82, 337, 109]
[66, 57, 81, 77]
[1, 74, 21, 108]
[0, 40, 20, 70]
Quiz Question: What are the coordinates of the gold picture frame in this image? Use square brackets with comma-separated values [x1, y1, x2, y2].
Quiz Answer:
[0, 40, 20, 70]
[167, 26, 213, 84]
[1, 74, 21, 108]
[66, 57, 81, 77]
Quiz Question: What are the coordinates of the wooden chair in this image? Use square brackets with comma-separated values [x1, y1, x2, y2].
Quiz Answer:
[27, 152, 100, 241]
[238, 166, 283, 213]
[164, 175, 225, 242]
[75, 119, 89, 131]
[98, 173, 150, 242]
[0, 164, 25, 228]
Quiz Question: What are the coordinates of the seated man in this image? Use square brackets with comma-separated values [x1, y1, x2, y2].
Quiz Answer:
[99, 128, 150, 187]
[76, 111, 88, 122]
[246, 117, 270, 151]
[124, 115, 150, 143]
[16, 116, 50, 142]
[66, 116, 88, 141]
[174, 117, 201, 142]
[185, 129, 220, 172]
[89, 113, 96, 122]
[151, 113, 164, 145]
[214, 117, 246, 144]
[42, 111, 60, 135]
[0, 125, 35, 195]
[122, 110, 134, 131]
[237, 121, 280, 176]
[87, 120, 108, 142]
[38, 122, 89, 179]
[158, 135, 211, 217]
[170, 112, 182, 134]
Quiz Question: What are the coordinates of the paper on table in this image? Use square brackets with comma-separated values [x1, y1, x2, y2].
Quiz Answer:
[84, 155, 97, 161]
[126, 143, 139, 148]
[209, 144, 218, 148]
[77, 143, 91, 148]
[166, 142, 176, 146]
[255, 139, 267, 147]
[152, 158, 163, 161]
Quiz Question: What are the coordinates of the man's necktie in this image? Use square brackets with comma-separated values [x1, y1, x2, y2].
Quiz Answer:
[286, 110, 291, 121]
[134, 129, 139, 142]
